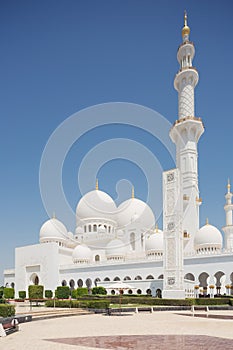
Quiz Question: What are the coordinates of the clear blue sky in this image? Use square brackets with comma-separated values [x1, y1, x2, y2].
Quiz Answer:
[1, 0, 233, 285]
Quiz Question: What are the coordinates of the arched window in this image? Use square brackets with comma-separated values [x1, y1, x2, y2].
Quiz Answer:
[113, 276, 120, 281]
[84, 226, 87, 233]
[61, 280, 67, 286]
[146, 289, 152, 295]
[146, 275, 154, 280]
[94, 278, 101, 286]
[77, 279, 83, 287]
[134, 275, 142, 280]
[158, 274, 164, 280]
[69, 279, 75, 289]
[123, 276, 131, 281]
[95, 255, 100, 262]
[93, 224, 97, 232]
[88, 225, 92, 232]
[11, 282, 15, 289]
[104, 277, 110, 282]
[137, 289, 142, 295]
[184, 273, 195, 281]
[86, 278, 92, 289]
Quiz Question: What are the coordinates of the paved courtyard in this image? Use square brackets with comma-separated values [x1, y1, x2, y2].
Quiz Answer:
[1, 310, 233, 349]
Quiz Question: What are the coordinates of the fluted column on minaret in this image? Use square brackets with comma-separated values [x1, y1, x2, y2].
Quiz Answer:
[170, 12, 204, 253]
[222, 180, 233, 251]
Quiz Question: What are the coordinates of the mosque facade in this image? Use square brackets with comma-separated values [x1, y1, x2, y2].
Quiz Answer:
[4, 14, 233, 298]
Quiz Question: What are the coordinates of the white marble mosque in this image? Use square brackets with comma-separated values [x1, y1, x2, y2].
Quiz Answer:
[4, 13, 233, 299]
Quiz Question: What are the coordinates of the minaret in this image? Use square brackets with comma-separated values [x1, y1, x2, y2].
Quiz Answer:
[222, 180, 233, 251]
[169, 11, 204, 253]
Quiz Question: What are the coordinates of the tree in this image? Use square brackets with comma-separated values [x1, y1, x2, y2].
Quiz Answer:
[55, 286, 70, 299]
[45, 290, 53, 298]
[18, 291, 26, 299]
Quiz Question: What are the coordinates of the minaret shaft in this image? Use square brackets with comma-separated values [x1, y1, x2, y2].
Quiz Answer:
[170, 12, 204, 253]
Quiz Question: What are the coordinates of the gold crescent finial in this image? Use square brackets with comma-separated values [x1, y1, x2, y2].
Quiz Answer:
[132, 186, 135, 199]
[96, 179, 99, 190]
[52, 211, 56, 219]
[206, 218, 209, 225]
[155, 224, 158, 233]
[182, 10, 190, 38]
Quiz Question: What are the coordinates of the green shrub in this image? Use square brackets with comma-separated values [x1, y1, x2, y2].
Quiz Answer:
[0, 304, 15, 317]
[86, 300, 110, 309]
[0, 289, 3, 299]
[45, 299, 109, 309]
[18, 291, 26, 299]
[45, 290, 53, 298]
[194, 298, 230, 306]
[92, 286, 107, 295]
[55, 286, 70, 299]
[28, 285, 44, 299]
[3, 287, 15, 299]
[76, 287, 88, 297]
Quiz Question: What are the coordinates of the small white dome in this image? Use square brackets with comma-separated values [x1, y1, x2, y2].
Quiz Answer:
[145, 231, 163, 251]
[194, 224, 223, 249]
[106, 239, 126, 257]
[117, 198, 155, 229]
[72, 244, 92, 262]
[68, 231, 74, 239]
[75, 226, 83, 234]
[40, 218, 68, 241]
[76, 190, 117, 221]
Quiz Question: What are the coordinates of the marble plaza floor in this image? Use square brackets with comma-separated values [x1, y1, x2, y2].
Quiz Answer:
[1, 310, 233, 349]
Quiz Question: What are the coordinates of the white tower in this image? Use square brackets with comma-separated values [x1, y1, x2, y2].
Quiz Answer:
[169, 12, 204, 253]
[222, 180, 233, 251]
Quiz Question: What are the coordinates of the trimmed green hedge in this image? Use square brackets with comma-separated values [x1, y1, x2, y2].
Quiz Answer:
[194, 298, 230, 306]
[28, 285, 44, 299]
[92, 287, 107, 295]
[55, 286, 70, 299]
[3, 288, 15, 299]
[45, 290, 53, 298]
[76, 288, 89, 297]
[45, 299, 110, 309]
[0, 304, 15, 317]
[18, 291, 26, 299]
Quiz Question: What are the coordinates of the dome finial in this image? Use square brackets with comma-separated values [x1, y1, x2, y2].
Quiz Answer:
[182, 10, 190, 39]
[155, 223, 159, 233]
[96, 178, 99, 190]
[227, 178, 231, 193]
[132, 186, 135, 199]
[206, 217, 209, 225]
[52, 211, 56, 219]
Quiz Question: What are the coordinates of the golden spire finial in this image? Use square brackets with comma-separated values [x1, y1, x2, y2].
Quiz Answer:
[182, 10, 190, 38]
[132, 186, 135, 199]
[155, 224, 159, 233]
[52, 211, 56, 219]
[227, 178, 231, 193]
[184, 10, 188, 26]
[206, 217, 209, 225]
[96, 179, 99, 190]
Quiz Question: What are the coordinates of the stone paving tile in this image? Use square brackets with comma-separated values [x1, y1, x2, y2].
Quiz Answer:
[46, 334, 233, 349]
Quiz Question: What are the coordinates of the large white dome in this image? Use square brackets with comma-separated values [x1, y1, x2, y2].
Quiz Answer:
[117, 198, 155, 229]
[145, 231, 163, 252]
[106, 238, 127, 257]
[72, 244, 92, 262]
[76, 190, 117, 221]
[40, 218, 68, 241]
[194, 223, 223, 249]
